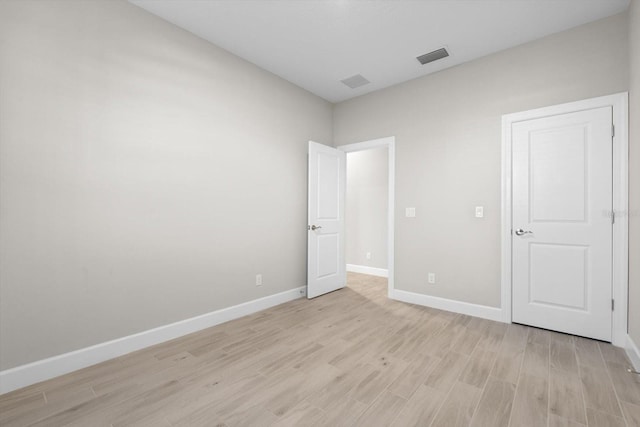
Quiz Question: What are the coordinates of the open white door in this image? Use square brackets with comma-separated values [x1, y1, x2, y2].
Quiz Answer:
[511, 106, 613, 341]
[307, 141, 346, 299]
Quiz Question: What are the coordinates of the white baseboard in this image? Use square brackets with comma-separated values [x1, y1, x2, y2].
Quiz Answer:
[390, 289, 505, 323]
[346, 264, 389, 278]
[0, 286, 305, 395]
[626, 335, 640, 371]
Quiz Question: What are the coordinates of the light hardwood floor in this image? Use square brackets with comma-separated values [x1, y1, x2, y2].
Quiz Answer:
[1, 272, 639, 426]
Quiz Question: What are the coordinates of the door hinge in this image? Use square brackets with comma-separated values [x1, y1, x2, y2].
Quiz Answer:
[612, 211, 616, 224]
[612, 299, 615, 311]
[612, 124, 615, 138]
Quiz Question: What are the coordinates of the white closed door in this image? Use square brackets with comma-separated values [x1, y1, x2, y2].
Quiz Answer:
[512, 106, 613, 341]
[307, 141, 346, 299]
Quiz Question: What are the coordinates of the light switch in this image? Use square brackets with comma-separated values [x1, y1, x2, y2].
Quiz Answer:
[405, 207, 416, 218]
[475, 206, 484, 218]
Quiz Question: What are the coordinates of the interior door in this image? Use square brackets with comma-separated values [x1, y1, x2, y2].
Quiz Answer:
[307, 141, 346, 298]
[512, 106, 613, 341]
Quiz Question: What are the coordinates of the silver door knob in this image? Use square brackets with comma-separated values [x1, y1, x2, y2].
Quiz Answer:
[311, 225, 322, 231]
[515, 229, 533, 236]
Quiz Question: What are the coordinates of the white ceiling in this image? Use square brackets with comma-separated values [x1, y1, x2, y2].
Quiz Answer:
[130, 0, 630, 103]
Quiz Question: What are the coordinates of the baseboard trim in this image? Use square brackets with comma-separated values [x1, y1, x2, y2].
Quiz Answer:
[0, 286, 305, 395]
[346, 264, 389, 278]
[626, 335, 640, 371]
[390, 289, 504, 323]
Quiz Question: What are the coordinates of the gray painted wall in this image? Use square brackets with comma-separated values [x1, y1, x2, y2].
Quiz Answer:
[346, 148, 388, 270]
[0, 0, 332, 370]
[628, 0, 640, 348]
[0, 1, 635, 373]
[333, 13, 629, 308]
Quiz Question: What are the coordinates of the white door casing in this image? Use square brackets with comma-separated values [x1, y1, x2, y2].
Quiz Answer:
[307, 141, 346, 299]
[511, 106, 613, 341]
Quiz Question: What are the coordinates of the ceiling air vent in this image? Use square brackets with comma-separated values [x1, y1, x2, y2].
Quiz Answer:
[417, 48, 449, 65]
[341, 74, 370, 89]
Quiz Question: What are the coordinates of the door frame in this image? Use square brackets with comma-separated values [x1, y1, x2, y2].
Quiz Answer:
[501, 92, 629, 346]
[337, 136, 395, 298]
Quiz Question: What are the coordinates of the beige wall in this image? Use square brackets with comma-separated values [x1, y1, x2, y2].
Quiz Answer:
[346, 148, 388, 270]
[629, 0, 640, 347]
[333, 13, 629, 308]
[0, 0, 332, 370]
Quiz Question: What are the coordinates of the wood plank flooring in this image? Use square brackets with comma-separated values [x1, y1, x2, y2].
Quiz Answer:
[1, 272, 638, 426]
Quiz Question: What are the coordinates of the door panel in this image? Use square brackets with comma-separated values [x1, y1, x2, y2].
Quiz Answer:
[529, 243, 588, 310]
[308, 141, 346, 299]
[512, 106, 612, 341]
[529, 126, 587, 222]
[317, 152, 340, 220]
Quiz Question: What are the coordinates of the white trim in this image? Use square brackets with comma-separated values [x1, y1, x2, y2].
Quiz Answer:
[390, 289, 504, 323]
[501, 92, 629, 346]
[338, 136, 396, 299]
[346, 264, 389, 278]
[626, 335, 640, 371]
[501, 112, 513, 325]
[0, 286, 305, 395]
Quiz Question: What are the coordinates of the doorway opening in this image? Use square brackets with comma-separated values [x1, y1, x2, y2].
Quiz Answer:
[339, 137, 395, 298]
[345, 147, 389, 279]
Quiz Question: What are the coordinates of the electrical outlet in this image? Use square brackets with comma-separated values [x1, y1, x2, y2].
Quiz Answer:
[428, 273, 436, 284]
[366, 252, 371, 260]
[405, 207, 416, 218]
[256, 274, 262, 286]
[475, 206, 484, 218]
